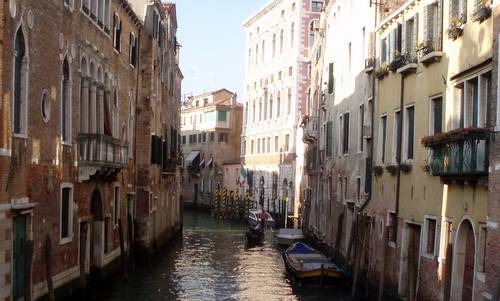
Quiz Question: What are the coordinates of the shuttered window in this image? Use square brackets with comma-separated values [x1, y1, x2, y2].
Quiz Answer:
[406, 106, 415, 160]
[113, 14, 121, 52]
[328, 63, 334, 94]
[450, 0, 467, 23]
[326, 121, 333, 157]
[150, 135, 163, 165]
[342, 113, 350, 154]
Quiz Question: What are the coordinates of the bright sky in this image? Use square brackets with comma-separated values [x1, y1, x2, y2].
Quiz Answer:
[174, 0, 269, 102]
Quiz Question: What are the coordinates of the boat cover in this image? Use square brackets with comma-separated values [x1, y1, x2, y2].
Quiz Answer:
[287, 242, 319, 255]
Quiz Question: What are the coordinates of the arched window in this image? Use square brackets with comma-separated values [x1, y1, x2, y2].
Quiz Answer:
[80, 57, 89, 133]
[290, 23, 295, 48]
[269, 94, 273, 119]
[259, 98, 262, 121]
[272, 34, 276, 58]
[113, 89, 119, 138]
[287, 89, 292, 115]
[261, 40, 265, 63]
[255, 44, 259, 66]
[309, 20, 317, 48]
[252, 101, 256, 122]
[97, 0, 104, 27]
[127, 93, 134, 158]
[13, 27, 27, 135]
[280, 29, 284, 54]
[276, 92, 281, 118]
[61, 58, 71, 144]
[263, 92, 268, 120]
[248, 49, 252, 69]
[91, 0, 97, 19]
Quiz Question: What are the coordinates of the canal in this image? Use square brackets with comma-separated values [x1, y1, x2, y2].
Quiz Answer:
[95, 210, 350, 301]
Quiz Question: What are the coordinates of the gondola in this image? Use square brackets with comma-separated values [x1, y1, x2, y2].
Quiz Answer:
[246, 225, 265, 244]
[283, 242, 345, 286]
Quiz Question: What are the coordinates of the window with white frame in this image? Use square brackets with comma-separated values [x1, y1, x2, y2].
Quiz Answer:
[403, 15, 418, 57]
[404, 105, 415, 161]
[61, 58, 71, 145]
[379, 115, 388, 163]
[60, 183, 74, 243]
[113, 185, 120, 226]
[424, 2, 440, 49]
[13, 27, 28, 136]
[430, 96, 443, 135]
[423, 216, 438, 257]
[392, 110, 401, 163]
[453, 71, 491, 129]
[311, 0, 323, 12]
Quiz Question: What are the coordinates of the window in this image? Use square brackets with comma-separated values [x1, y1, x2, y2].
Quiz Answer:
[38, 90, 51, 128]
[280, 29, 284, 54]
[348, 42, 352, 75]
[430, 96, 443, 134]
[380, 38, 388, 64]
[356, 178, 361, 202]
[359, 104, 364, 152]
[202, 132, 207, 143]
[267, 137, 271, 153]
[257, 139, 260, 154]
[182, 135, 186, 145]
[326, 121, 333, 157]
[403, 16, 418, 58]
[309, 20, 317, 48]
[388, 211, 397, 243]
[404, 106, 415, 160]
[91, 0, 97, 18]
[104, 0, 110, 31]
[129, 32, 137, 67]
[478, 225, 487, 273]
[328, 63, 334, 94]
[454, 72, 491, 129]
[379, 115, 388, 163]
[13, 27, 27, 136]
[277, 92, 281, 117]
[424, 217, 437, 256]
[113, 185, 120, 226]
[210, 132, 215, 142]
[259, 99, 262, 121]
[311, 1, 323, 12]
[82, 0, 90, 13]
[61, 58, 71, 144]
[64, 0, 74, 10]
[285, 134, 290, 151]
[261, 40, 265, 63]
[393, 110, 401, 162]
[424, 2, 440, 49]
[292, 2, 296, 11]
[251, 140, 254, 154]
[263, 93, 268, 120]
[450, 0, 467, 24]
[342, 113, 350, 154]
[287, 89, 292, 115]
[289, 67, 293, 76]
[219, 133, 228, 143]
[269, 95, 273, 119]
[113, 13, 122, 52]
[60, 183, 74, 242]
[272, 34, 276, 58]
[275, 136, 279, 152]
[218, 110, 227, 122]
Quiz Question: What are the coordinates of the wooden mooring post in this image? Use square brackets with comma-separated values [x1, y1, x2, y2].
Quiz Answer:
[118, 218, 128, 281]
[45, 234, 55, 301]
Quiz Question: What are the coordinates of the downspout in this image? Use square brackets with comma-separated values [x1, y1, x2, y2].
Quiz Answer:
[360, 3, 379, 212]
[395, 73, 406, 241]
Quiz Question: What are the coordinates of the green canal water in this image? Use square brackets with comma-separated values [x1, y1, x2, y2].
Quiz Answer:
[96, 210, 350, 301]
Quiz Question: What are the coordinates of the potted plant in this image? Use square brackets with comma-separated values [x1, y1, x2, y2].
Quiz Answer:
[374, 165, 384, 176]
[386, 164, 398, 175]
[375, 62, 390, 79]
[473, 0, 492, 22]
[389, 51, 406, 72]
[448, 15, 465, 39]
[399, 163, 412, 173]
[415, 40, 435, 57]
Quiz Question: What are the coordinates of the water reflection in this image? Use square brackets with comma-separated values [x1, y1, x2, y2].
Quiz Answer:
[96, 210, 349, 301]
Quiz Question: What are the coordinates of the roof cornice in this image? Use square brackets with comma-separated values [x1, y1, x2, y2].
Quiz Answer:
[242, 0, 285, 28]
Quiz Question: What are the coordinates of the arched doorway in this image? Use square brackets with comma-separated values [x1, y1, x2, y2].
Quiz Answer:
[90, 189, 104, 273]
[452, 219, 475, 301]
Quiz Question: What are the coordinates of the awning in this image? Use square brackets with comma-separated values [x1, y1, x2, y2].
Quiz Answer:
[199, 158, 205, 167]
[185, 151, 200, 166]
[207, 157, 213, 167]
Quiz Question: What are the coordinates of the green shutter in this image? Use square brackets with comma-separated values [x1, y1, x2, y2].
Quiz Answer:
[218, 110, 227, 122]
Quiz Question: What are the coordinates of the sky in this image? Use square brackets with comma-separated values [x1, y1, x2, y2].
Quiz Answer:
[174, 0, 269, 102]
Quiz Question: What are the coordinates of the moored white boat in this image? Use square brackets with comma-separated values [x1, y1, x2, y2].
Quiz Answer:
[248, 209, 275, 228]
[276, 228, 305, 246]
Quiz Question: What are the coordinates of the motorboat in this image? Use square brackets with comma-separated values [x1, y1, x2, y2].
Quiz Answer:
[283, 242, 344, 286]
[276, 228, 305, 246]
[248, 209, 275, 228]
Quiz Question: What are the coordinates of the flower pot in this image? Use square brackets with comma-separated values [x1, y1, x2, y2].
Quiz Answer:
[473, 6, 492, 22]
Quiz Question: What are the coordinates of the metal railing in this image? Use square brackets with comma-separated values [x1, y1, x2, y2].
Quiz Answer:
[78, 133, 129, 168]
[427, 136, 488, 177]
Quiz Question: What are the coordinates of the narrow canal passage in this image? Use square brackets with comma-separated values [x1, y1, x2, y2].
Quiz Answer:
[96, 210, 350, 301]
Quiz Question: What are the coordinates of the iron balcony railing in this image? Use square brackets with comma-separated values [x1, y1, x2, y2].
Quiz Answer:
[303, 116, 319, 144]
[78, 133, 129, 168]
[425, 130, 489, 178]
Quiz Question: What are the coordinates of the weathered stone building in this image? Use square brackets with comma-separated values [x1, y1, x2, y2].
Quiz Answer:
[129, 0, 183, 255]
[0, 0, 182, 300]
[180, 89, 242, 207]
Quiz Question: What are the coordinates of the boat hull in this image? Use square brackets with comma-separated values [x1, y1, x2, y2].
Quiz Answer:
[246, 229, 264, 244]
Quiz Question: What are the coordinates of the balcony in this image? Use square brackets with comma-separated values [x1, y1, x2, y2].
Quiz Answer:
[395, 52, 418, 75]
[416, 39, 442, 66]
[78, 133, 129, 181]
[302, 116, 319, 144]
[364, 57, 375, 73]
[422, 128, 489, 179]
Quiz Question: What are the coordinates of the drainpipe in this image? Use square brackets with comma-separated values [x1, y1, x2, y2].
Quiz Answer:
[395, 73, 406, 242]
